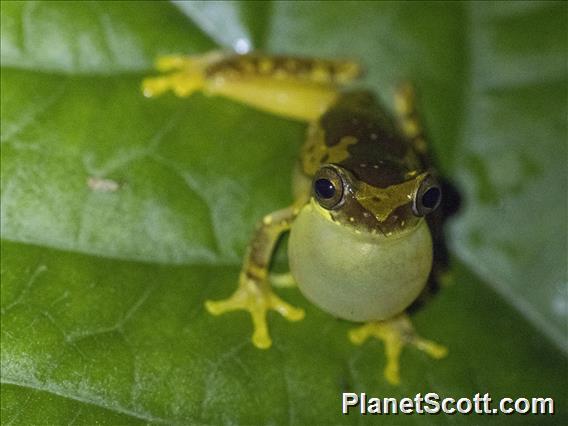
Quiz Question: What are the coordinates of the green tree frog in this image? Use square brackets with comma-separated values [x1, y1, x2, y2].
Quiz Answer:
[143, 51, 447, 385]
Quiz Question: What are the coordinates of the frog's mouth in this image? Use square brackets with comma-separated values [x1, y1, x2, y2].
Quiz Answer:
[369, 204, 423, 238]
[313, 196, 423, 239]
[353, 174, 427, 237]
[354, 173, 427, 222]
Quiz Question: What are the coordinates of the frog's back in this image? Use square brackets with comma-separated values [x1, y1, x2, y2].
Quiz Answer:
[300, 91, 423, 188]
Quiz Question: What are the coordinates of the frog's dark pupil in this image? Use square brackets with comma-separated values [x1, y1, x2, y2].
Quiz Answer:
[422, 187, 441, 209]
[315, 178, 336, 199]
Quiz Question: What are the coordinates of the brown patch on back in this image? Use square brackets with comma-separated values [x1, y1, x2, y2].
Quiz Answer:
[317, 91, 423, 188]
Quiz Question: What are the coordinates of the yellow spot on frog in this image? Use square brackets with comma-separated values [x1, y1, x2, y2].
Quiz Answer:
[327, 136, 358, 164]
[403, 120, 420, 138]
[311, 64, 330, 83]
[335, 61, 362, 83]
[394, 83, 415, 116]
[405, 169, 419, 179]
[301, 128, 357, 174]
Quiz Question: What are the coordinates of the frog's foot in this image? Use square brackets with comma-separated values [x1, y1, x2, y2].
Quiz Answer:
[348, 314, 447, 385]
[205, 273, 305, 349]
[142, 51, 224, 98]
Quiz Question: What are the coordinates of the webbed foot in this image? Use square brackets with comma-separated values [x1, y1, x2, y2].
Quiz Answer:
[349, 314, 447, 385]
[205, 273, 305, 349]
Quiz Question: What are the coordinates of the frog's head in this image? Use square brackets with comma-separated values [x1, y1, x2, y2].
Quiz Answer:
[310, 163, 441, 237]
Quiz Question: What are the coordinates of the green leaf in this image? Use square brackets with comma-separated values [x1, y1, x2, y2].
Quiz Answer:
[1, 1, 566, 424]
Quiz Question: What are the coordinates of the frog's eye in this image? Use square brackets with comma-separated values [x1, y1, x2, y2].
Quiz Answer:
[412, 175, 442, 216]
[313, 166, 345, 209]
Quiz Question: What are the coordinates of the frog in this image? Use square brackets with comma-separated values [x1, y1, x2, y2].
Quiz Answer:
[142, 51, 448, 385]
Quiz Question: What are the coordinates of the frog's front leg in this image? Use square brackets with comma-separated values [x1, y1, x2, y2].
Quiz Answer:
[349, 314, 447, 385]
[205, 206, 305, 349]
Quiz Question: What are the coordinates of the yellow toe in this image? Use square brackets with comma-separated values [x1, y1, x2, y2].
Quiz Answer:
[384, 364, 401, 386]
[416, 339, 448, 359]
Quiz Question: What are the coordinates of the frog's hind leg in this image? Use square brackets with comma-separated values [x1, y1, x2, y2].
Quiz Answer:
[348, 314, 447, 385]
[395, 82, 455, 294]
[143, 51, 362, 121]
[205, 206, 305, 349]
[394, 82, 431, 165]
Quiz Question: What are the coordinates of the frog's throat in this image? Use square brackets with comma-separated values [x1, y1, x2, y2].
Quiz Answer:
[354, 173, 428, 222]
